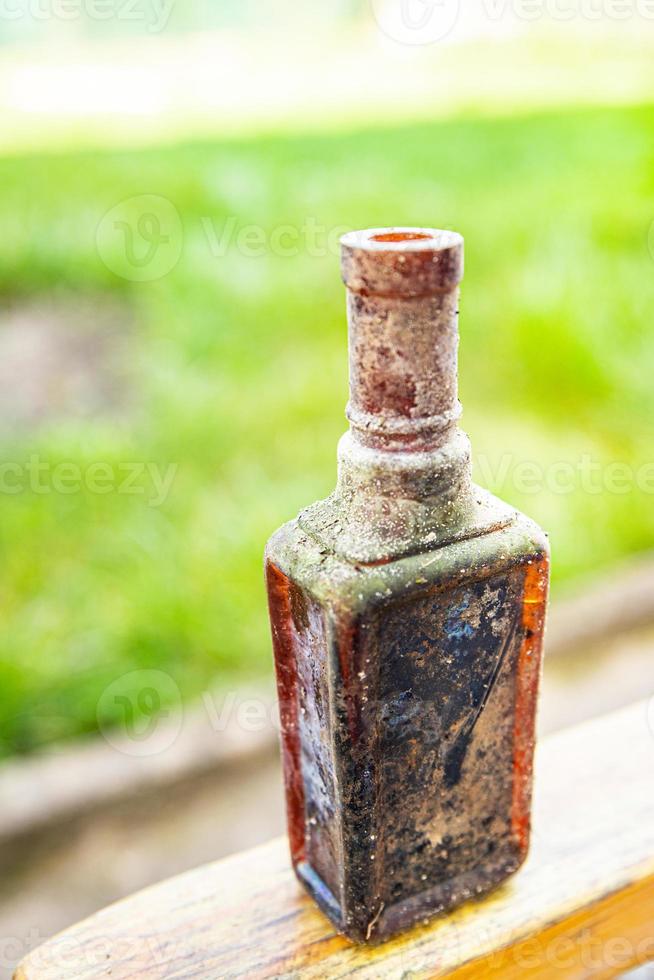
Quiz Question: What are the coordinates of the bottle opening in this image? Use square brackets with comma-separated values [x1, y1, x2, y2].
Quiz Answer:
[340, 227, 464, 296]
[370, 231, 434, 243]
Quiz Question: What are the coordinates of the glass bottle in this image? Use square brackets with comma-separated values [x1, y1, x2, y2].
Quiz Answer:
[265, 228, 549, 943]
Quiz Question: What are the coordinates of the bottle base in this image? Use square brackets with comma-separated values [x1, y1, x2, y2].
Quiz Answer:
[295, 847, 526, 944]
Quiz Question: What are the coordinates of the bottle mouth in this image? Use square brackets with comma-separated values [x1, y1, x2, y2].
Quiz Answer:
[342, 227, 462, 253]
[370, 231, 434, 244]
[340, 227, 464, 295]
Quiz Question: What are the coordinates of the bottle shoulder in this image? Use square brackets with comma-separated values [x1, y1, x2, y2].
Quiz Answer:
[265, 508, 548, 619]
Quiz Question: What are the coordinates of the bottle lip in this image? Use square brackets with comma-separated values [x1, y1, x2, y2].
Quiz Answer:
[341, 227, 462, 253]
[341, 227, 463, 296]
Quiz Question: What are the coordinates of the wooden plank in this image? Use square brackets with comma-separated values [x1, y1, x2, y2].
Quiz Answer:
[14, 700, 654, 980]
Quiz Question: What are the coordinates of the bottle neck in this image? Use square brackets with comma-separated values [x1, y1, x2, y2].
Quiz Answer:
[345, 286, 462, 453]
[297, 228, 514, 563]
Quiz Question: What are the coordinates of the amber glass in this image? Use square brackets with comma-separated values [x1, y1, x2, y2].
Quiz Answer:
[265, 228, 549, 942]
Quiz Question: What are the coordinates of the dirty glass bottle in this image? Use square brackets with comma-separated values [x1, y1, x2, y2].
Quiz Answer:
[265, 228, 549, 943]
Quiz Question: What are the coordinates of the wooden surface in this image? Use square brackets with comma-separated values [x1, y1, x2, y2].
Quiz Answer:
[15, 700, 654, 980]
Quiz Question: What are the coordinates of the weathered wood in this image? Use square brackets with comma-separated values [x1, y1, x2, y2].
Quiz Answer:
[14, 700, 654, 979]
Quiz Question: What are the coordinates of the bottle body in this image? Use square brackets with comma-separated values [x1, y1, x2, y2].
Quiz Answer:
[266, 509, 548, 942]
[265, 226, 549, 942]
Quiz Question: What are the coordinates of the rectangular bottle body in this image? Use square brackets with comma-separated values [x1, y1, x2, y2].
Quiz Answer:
[265, 517, 548, 942]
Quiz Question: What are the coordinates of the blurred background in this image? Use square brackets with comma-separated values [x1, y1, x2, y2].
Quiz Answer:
[1, 1, 654, 976]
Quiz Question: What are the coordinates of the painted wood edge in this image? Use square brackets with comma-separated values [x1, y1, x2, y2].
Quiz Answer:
[13, 699, 654, 979]
[447, 868, 654, 979]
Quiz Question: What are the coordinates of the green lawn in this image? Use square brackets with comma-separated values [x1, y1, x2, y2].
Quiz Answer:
[1, 103, 653, 756]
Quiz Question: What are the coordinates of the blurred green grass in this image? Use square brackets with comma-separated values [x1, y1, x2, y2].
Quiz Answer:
[1, 103, 653, 756]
